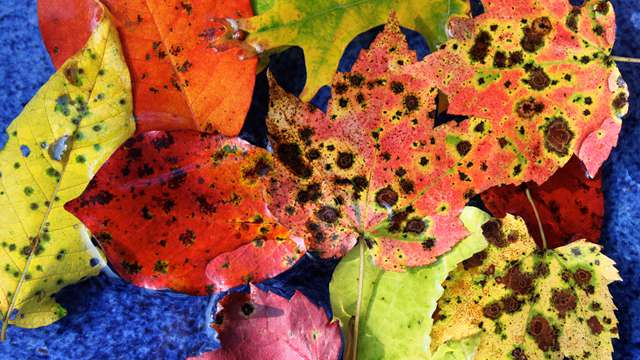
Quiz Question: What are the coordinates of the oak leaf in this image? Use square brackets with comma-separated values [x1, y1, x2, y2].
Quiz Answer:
[228, 0, 469, 100]
[192, 284, 341, 360]
[66, 131, 303, 295]
[482, 155, 603, 248]
[38, 0, 257, 136]
[431, 214, 621, 359]
[0, 11, 134, 336]
[262, 6, 626, 270]
[329, 207, 490, 359]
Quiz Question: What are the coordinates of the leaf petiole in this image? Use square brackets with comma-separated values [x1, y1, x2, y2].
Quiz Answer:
[524, 187, 547, 250]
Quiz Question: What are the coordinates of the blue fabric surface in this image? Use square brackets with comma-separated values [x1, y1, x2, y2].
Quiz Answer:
[0, 0, 639, 359]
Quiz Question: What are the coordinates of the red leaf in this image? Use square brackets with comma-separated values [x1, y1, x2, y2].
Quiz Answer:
[481, 156, 603, 249]
[192, 285, 341, 360]
[38, 0, 257, 136]
[263, 5, 626, 271]
[66, 131, 303, 295]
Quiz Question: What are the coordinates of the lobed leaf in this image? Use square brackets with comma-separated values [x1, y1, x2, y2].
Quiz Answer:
[66, 131, 303, 295]
[431, 214, 621, 359]
[39, 0, 257, 136]
[233, 0, 470, 100]
[329, 207, 490, 359]
[192, 284, 341, 360]
[0, 11, 134, 333]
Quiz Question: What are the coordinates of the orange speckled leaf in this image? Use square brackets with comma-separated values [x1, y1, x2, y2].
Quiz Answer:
[263, 6, 626, 271]
[481, 156, 603, 249]
[66, 131, 303, 295]
[191, 285, 341, 360]
[39, 0, 257, 136]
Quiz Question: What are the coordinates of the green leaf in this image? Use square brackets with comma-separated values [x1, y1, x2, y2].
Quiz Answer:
[329, 207, 490, 359]
[239, 0, 470, 100]
[431, 335, 480, 360]
[0, 11, 134, 337]
[431, 215, 621, 359]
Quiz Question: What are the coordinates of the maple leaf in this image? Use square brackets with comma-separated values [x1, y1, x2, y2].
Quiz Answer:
[38, 0, 257, 136]
[221, 0, 469, 101]
[329, 207, 490, 359]
[191, 284, 341, 360]
[66, 131, 303, 295]
[430, 214, 621, 359]
[482, 155, 603, 248]
[411, 0, 629, 178]
[262, 6, 627, 269]
[0, 12, 134, 338]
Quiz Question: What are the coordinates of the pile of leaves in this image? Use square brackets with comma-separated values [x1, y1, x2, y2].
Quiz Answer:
[0, 0, 630, 358]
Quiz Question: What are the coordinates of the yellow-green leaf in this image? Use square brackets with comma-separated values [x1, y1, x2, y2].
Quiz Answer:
[329, 207, 490, 360]
[431, 215, 621, 359]
[239, 0, 470, 100]
[0, 11, 134, 336]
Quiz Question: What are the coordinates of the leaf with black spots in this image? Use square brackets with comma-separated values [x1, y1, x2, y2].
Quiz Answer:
[66, 132, 302, 295]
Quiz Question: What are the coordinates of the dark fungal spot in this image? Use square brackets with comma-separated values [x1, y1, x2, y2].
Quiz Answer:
[335, 82, 348, 95]
[243, 157, 272, 179]
[513, 164, 522, 176]
[352, 176, 368, 193]
[456, 140, 472, 156]
[469, 31, 492, 63]
[482, 220, 506, 247]
[521, 17, 551, 53]
[276, 143, 312, 178]
[241, 302, 254, 316]
[490, 24, 498, 31]
[151, 133, 175, 150]
[404, 218, 425, 234]
[63, 62, 81, 86]
[306, 221, 325, 244]
[336, 152, 354, 169]
[516, 97, 545, 118]
[399, 179, 414, 194]
[421, 238, 435, 250]
[501, 295, 523, 314]
[316, 206, 339, 224]
[306, 149, 321, 160]
[566, 8, 580, 32]
[296, 183, 321, 204]
[511, 348, 528, 360]
[528, 315, 559, 352]
[348, 73, 364, 87]
[403, 94, 420, 112]
[179, 229, 196, 246]
[595, 1, 609, 15]
[474, 122, 485, 132]
[167, 168, 187, 189]
[494, 51, 508, 68]
[375, 187, 398, 208]
[356, 93, 365, 105]
[419, 157, 429, 166]
[503, 266, 534, 295]
[92, 190, 114, 205]
[573, 268, 592, 286]
[544, 118, 574, 157]
[587, 316, 604, 335]
[552, 288, 577, 317]
[531, 17, 552, 35]
[390, 81, 405, 94]
[463, 250, 487, 270]
[509, 51, 524, 66]
[524, 66, 551, 90]
[121, 260, 142, 275]
[141, 206, 153, 220]
[483, 302, 502, 319]
[196, 195, 216, 214]
[613, 92, 628, 109]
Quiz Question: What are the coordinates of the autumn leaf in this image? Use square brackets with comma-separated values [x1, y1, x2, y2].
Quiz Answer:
[430, 214, 621, 359]
[66, 131, 303, 295]
[262, 11, 625, 270]
[38, 0, 257, 136]
[411, 0, 629, 178]
[329, 207, 490, 360]
[221, 0, 470, 100]
[482, 155, 603, 248]
[191, 284, 341, 360]
[0, 11, 134, 337]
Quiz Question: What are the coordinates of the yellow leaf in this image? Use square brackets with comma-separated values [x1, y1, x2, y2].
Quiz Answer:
[0, 10, 134, 337]
[431, 215, 621, 359]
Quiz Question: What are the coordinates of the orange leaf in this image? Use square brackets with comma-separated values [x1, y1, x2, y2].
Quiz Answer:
[38, 0, 257, 136]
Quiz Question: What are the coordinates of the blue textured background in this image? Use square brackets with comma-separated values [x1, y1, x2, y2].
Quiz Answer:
[0, 1, 638, 359]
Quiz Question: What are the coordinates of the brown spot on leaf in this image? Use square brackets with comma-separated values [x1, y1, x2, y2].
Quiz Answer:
[552, 289, 577, 317]
[501, 295, 522, 313]
[503, 266, 533, 295]
[277, 143, 312, 178]
[544, 118, 574, 156]
[573, 268, 592, 286]
[524, 66, 551, 90]
[375, 187, 398, 207]
[482, 220, 506, 247]
[336, 152, 354, 169]
[404, 218, 425, 234]
[511, 348, 528, 360]
[516, 97, 545, 118]
[483, 302, 502, 319]
[528, 315, 559, 352]
[587, 316, 604, 335]
[63, 62, 81, 86]
[456, 140, 472, 156]
[469, 31, 492, 62]
[403, 94, 420, 112]
[613, 92, 628, 109]
[399, 179, 414, 194]
[316, 206, 339, 224]
[463, 250, 487, 270]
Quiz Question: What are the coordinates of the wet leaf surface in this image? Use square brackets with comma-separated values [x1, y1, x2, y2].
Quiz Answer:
[66, 131, 303, 295]
[39, 0, 257, 135]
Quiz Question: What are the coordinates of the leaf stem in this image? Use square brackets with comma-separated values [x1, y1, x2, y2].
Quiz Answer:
[525, 187, 547, 250]
[611, 56, 640, 64]
[352, 238, 365, 360]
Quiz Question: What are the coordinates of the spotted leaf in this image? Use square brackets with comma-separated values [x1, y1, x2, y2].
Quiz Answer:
[191, 284, 341, 360]
[223, 0, 469, 101]
[39, 0, 257, 136]
[431, 214, 621, 359]
[0, 12, 134, 336]
[329, 207, 490, 359]
[482, 155, 603, 248]
[66, 131, 303, 295]
[263, 6, 626, 270]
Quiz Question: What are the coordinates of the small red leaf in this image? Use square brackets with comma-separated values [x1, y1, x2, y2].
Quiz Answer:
[66, 131, 303, 295]
[192, 285, 341, 360]
[481, 156, 603, 248]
